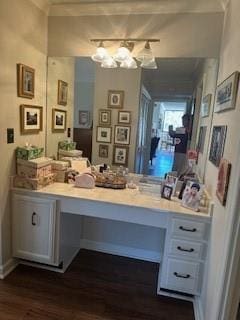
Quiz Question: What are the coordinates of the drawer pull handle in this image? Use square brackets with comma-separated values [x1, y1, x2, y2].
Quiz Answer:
[174, 272, 190, 279]
[179, 226, 197, 232]
[177, 246, 194, 253]
[32, 212, 37, 226]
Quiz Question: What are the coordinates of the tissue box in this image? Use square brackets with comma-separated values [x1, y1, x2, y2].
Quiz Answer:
[17, 157, 53, 179]
[16, 146, 44, 160]
[13, 173, 55, 190]
[58, 149, 83, 159]
[58, 140, 76, 151]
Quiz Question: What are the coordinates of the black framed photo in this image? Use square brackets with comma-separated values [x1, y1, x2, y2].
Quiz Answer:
[161, 185, 173, 200]
[209, 126, 227, 166]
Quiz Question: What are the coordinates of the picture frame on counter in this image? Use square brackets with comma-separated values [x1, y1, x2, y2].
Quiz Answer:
[161, 185, 173, 200]
[112, 145, 129, 166]
[201, 94, 211, 117]
[52, 108, 67, 132]
[99, 109, 111, 126]
[216, 158, 231, 206]
[79, 110, 90, 126]
[215, 71, 239, 113]
[114, 125, 131, 145]
[96, 126, 112, 143]
[20, 104, 43, 134]
[58, 80, 68, 106]
[209, 125, 227, 166]
[99, 144, 109, 158]
[108, 90, 124, 109]
[118, 111, 131, 124]
[17, 64, 35, 99]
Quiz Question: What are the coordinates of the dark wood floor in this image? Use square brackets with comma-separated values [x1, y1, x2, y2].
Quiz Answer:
[0, 250, 195, 320]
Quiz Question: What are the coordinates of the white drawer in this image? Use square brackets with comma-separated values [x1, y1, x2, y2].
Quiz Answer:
[171, 218, 206, 240]
[165, 258, 200, 294]
[169, 239, 204, 260]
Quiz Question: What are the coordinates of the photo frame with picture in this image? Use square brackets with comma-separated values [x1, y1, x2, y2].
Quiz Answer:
[17, 64, 35, 99]
[201, 94, 211, 117]
[114, 125, 131, 145]
[118, 111, 131, 124]
[20, 105, 42, 134]
[52, 109, 67, 132]
[96, 126, 112, 143]
[181, 181, 203, 212]
[108, 90, 124, 109]
[99, 144, 109, 158]
[58, 80, 68, 106]
[161, 185, 173, 200]
[99, 109, 111, 126]
[216, 158, 231, 206]
[209, 125, 227, 166]
[197, 126, 207, 153]
[112, 145, 129, 166]
[164, 175, 178, 196]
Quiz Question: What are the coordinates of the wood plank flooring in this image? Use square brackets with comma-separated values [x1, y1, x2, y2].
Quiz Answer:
[0, 250, 195, 320]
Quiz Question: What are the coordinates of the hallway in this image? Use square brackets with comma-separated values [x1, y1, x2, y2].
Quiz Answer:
[148, 150, 174, 177]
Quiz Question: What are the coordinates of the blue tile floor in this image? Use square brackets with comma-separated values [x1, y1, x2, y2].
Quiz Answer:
[148, 149, 174, 177]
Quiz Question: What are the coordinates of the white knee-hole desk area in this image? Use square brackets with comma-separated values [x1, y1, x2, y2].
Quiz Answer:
[11, 182, 212, 300]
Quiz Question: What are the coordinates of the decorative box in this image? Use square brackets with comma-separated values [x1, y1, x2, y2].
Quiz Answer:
[52, 160, 69, 171]
[16, 146, 44, 160]
[17, 157, 53, 179]
[13, 173, 55, 190]
[58, 149, 83, 159]
[53, 170, 69, 183]
[58, 140, 76, 151]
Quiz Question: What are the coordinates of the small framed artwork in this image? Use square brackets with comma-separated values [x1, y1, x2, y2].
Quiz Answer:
[114, 125, 131, 145]
[118, 111, 131, 124]
[161, 185, 173, 200]
[99, 109, 111, 126]
[209, 126, 227, 166]
[20, 105, 42, 134]
[52, 109, 67, 132]
[99, 144, 109, 158]
[96, 126, 112, 143]
[108, 90, 124, 109]
[112, 145, 129, 166]
[216, 159, 231, 206]
[17, 64, 35, 99]
[58, 80, 68, 106]
[181, 182, 203, 212]
[79, 110, 90, 126]
[164, 175, 178, 195]
[197, 126, 207, 153]
[201, 94, 211, 117]
[215, 72, 239, 113]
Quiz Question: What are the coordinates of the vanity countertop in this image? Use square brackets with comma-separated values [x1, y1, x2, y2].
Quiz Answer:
[12, 182, 212, 219]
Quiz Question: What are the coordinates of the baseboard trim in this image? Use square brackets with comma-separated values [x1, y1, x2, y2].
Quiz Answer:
[0, 258, 18, 279]
[80, 239, 161, 263]
[194, 296, 204, 320]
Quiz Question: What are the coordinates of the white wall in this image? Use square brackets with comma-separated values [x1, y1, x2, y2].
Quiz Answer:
[0, 0, 48, 265]
[197, 1, 240, 319]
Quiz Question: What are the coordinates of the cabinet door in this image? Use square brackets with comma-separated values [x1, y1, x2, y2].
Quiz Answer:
[12, 194, 57, 265]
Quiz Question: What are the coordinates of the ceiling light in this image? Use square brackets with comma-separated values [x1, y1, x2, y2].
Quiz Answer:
[113, 41, 132, 62]
[141, 58, 157, 69]
[120, 57, 137, 69]
[136, 41, 154, 63]
[101, 57, 117, 68]
[91, 41, 109, 63]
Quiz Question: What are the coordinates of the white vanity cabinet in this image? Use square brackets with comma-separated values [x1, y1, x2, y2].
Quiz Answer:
[158, 216, 209, 296]
[12, 194, 59, 266]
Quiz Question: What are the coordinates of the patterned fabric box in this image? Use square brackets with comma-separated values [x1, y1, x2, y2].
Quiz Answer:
[58, 149, 83, 159]
[53, 169, 70, 183]
[58, 140, 76, 151]
[13, 173, 55, 190]
[52, 160, 69, 171]
[17, 157, 53, 179]
[16, 146, 44, 160]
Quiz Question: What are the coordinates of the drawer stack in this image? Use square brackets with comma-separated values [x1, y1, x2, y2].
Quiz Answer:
[158, 216, 209, 296]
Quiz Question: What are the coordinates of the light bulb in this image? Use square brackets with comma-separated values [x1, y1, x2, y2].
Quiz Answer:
[101, 57, 117, 68]
[141, 58, 157, 69]
[120, 57, 137, 69]
[91, 42, 109, 62]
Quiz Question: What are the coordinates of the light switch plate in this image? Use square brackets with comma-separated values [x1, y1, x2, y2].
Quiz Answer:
[7, 128, 14, 144]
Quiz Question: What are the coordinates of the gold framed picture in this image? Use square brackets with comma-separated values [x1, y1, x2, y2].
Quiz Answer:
[17, 64, 35, 99]
[52, 108, 67, 132]
[118, 111, 131, 124]
[108, 90, 124, 109]
[96, 126, 112, 143]
[99, 109, 111, 126]
[20, 105, 43, 134]
[112, 145, 129, 166]
[58, 80, 68, 106]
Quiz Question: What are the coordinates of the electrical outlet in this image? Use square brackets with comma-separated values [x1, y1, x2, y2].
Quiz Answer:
[7, 128, 14, 144]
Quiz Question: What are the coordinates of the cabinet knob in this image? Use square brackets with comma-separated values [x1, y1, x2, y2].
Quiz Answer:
[32, 212, 37, 226]
[177, 246, 194, 253]
[179, 226, 197, 232]
[174, 272, 190, 279]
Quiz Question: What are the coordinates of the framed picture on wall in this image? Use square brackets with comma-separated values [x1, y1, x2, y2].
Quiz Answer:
[114, 125, 131, 145]
[215, 71, 239, 113]
[209, 125, 227, 166]
[99, 144, 109, 158]
[52, 108, 67, 132]
[201, 94, 211, 117]
[96, 126, 112, 143]
[108, 90, 124, 109]
[197, 126, 207, 153]
[58, 80, 68, 106]
[118, 111, 131, 124]
[17, 64, 35, 99]
[216, 158, 231, 206]
[112, 145, 129, 166]
[99, 109, 111, 126]
[79, 110, 90, 126]
[20, 105, 42, 134]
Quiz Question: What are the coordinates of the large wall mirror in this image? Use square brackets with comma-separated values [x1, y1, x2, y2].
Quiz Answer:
[46, 56, 218, 181]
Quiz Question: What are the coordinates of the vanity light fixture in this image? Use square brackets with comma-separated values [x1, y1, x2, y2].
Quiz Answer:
[91, 38, 160, 69]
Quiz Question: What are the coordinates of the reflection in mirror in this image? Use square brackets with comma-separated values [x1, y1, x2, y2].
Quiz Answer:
[46, 57, 218, 181]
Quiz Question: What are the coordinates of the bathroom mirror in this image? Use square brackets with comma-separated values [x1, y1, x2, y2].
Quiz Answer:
[46, 56, 218, 181]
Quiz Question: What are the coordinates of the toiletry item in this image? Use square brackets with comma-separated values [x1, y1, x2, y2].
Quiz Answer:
[75, 173, 95, 189]
[58, 149, 82, 159]
[17, 157, 53, 179]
